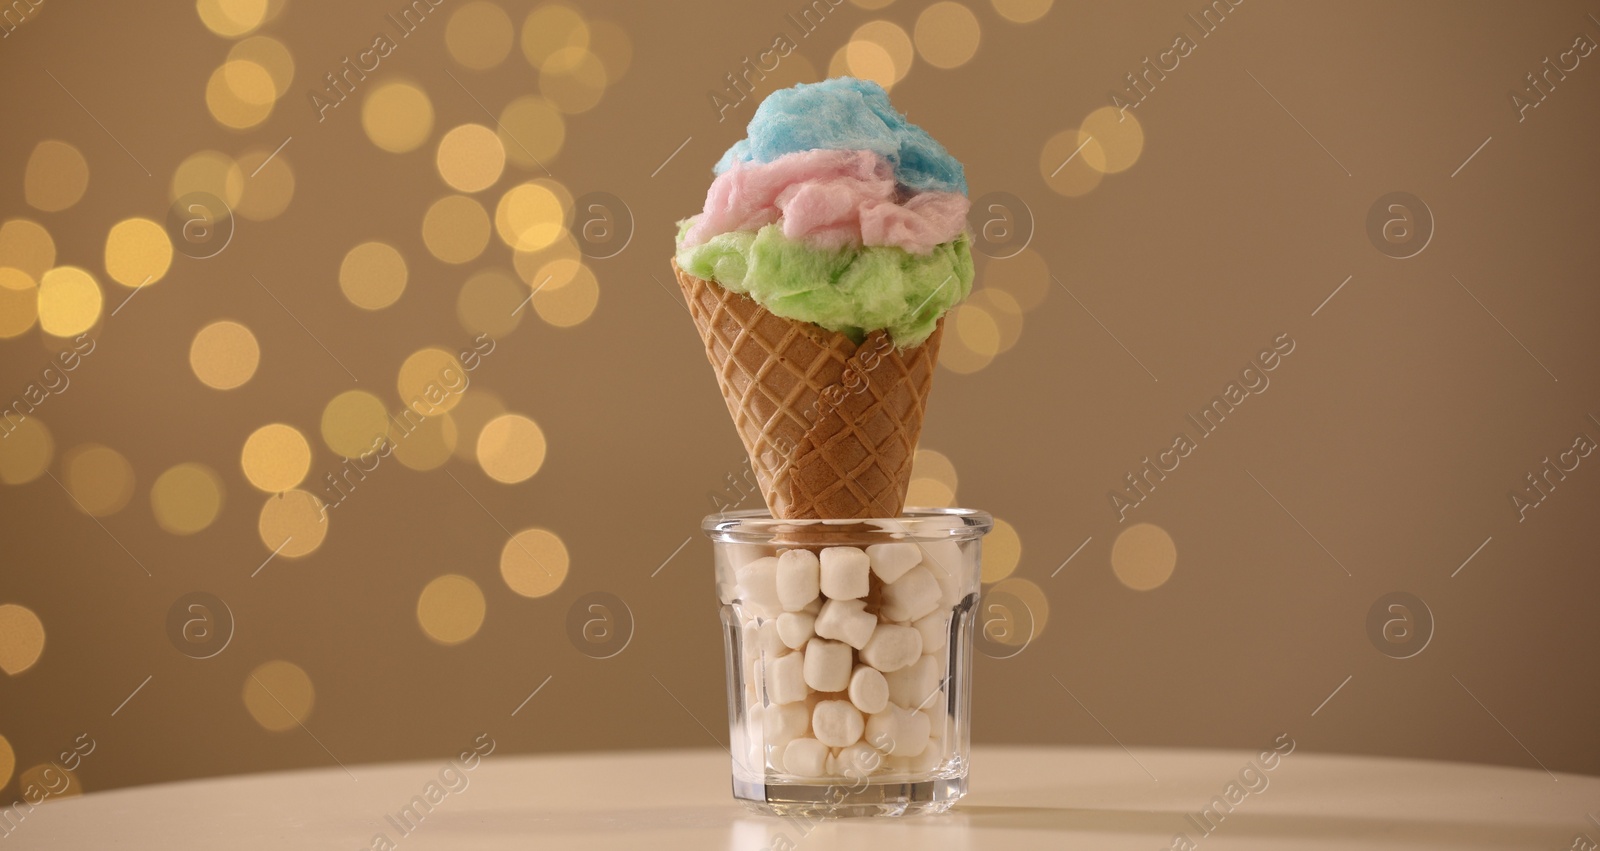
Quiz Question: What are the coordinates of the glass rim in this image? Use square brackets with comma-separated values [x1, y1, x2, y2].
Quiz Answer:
[701, 506, 993, 544]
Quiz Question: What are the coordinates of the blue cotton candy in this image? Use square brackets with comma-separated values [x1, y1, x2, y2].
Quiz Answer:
[714, 77, 967, 195]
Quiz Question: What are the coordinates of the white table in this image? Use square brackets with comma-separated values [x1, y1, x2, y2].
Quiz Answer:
[9, 747, 1597, 849]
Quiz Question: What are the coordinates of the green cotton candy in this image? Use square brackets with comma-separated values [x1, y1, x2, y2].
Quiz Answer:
[676, 222, 973, 349]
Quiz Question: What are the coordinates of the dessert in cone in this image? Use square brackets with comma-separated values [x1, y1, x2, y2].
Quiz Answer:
[674, 78, 973, 520]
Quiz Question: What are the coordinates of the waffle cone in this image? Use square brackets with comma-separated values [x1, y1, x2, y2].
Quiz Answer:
[674, 260, 943, 520]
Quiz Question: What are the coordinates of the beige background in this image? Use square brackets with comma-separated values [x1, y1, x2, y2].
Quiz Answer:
[0, 0, 1596, 799]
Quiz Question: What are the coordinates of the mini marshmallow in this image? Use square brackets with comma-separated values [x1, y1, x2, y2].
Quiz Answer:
[886, 655, 942, 709]
[783, 737, 829, 777]
[847, 665, 889, 715]
[866, 543, 922, 583]
[811, 699, 864, 748]
[820, 547, 870, 599]
[922, 704, 946, 738]
[912, 612, 949, 655]
[880, 566, 941, 622]
[861, 624, 923, 673]
[767, 652, 809, 705]
[865, 704, 931, 756]
[813, 598, 877, 649]
[833, 741, 885, 779]
[918, 541, 967, 608]
[736, 557, 783, 619]
[776, 549, 821, 611]
[758, 620, 789, 659]
[802, 597, 822, 615]
[803, 638, 852, 693]
[886, 744, 943, 775]
[763, 700, 810, 746]
[776, 612, 816, 651]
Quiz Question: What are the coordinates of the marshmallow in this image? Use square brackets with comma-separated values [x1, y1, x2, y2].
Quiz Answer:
[776, 549, 821, 611]
[865, 704, 931, 756]
[811, 699, 864, 748]
[802, 597, 822, 615]
[918, 541, 968, 608]
[757, 619, 789, 659]
[783, 737, 829, 777]
[861, 623, 922, 672]
[847, 665, 889, 715]
[886, 655, 942, 709]
[763, 700, 810, 747]
[803, 638, 852, 693]
[886, 744, 942, 775]
[912, 612, 949, 658]
[867, 543, 922, 583]
[922, 703, 947, 739]
[813, 598, 877, 649]
[880, 566, 941, 622]
[736, 557, 783, 619]
[766, 652, 809, 705]
[776, 612, 816, 650]
[820, 547, 870, 599]
[833, 741, 885, 779]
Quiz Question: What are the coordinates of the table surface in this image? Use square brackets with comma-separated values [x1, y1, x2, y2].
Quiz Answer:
[8, 746, 1598, 850]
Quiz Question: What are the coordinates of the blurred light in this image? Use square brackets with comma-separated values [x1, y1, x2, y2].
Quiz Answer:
[915, 2, 981, 69]
[197, 0, 268, 38]
[241, 423, 311, 493]
[397, 348, 466, 414]
[989, 577, 1049, 640]
[150, 463, 225, 535]
[320, 390, 389, 458]
[170, 151, 243, 206]
[1079, 106, 1144, 174]
[437, 124, 506, 193]
[228, 35, 294, 92]
[980, 247, 1049, 311]
[851, 0, 896, 9]
[446, 1, 514, 70]
[521, 4, 589, 68]
[257, 490, 328, 557]
[911, 448, 958, 495]
[417, 575, 486, 645]
[24, 141, 89, 213]
[844, 39, 899, 90]
[392, 412, 457, 471]
[362, 81, 434, 154]
[532, 259, 598, 327]
[906, 478, 955, 508]
[17, 763, 80, 799]
[104, 218, 173, 287]
[0, 268, 38, 338]
[971, 287, 1024, 353]
[512, 231, 580, 286]
[206, 60, 276, 129]
[1112, 523, 1177, 591]
[540, 47, 608, 114]
[938, 304, 997, 374]
[227, 148, 295, 220]
[338, 242, 407, 310]
[456, 269, 527, 338]
[476, 413, 546, 484]
[495, 182, 566, 251]
[0, 734, 12, 788]
[422, 195, 491, 264]
[586, 19, 633, 81]
[981, 517, 1021, 583]
[1040, 127, 1104, 197]
[0, 604, 46, 675]
[242, 660, 314, 732]
[63, 444, 134, 517]
[0, 219, 56, 280]
[991, 0, 1053, 23]
[500, 528, 569, 598]
[0, 418, 52, 485]
[497, 96, 566, 169]
[851, 21, 913, 86]
[190, 320, 260, 389]
[36, 267, 101, 337]
[449, 390, 506, 462]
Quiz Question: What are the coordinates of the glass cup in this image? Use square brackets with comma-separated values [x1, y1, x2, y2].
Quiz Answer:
[703, 508, 992, 817]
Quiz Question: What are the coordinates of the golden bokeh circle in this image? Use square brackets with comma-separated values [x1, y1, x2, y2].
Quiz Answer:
[1040, 128, 1105, 197]
[521, 4, 590, 68]
[497, 96, 566, 169]
[391, 412, 458, 471]
[258, 490, 329, 558]
[495, 182, 566, 251]
[0, 268, 39, 339]
[587, 19, 633, 80]
[397, 348, 467, 414]
[0, 604, 46, 676]
[1112, 523, 1177, 591]
[104, 218, 173, 287]
[982, 517, 1022, 583]
[320, 390, 390, 458]
[227, 148, 296, 221]
[981, 247, 1050, 311]
[989, 577, 1050, 642]
[171, 151, 244, 206]
[457, 269, 527, 338]
[190, 320, 260, 390]
[955, 302, 1001, 357]
[37, 266, 101, 337]
[17, 763, 81, 799]
[476, 414, 546, 484]
[915, 2, 982, 69]
[449, 390, 506, 462]
[446, 1, 515, 70]
[532, 258, 598, 327]
[198, 0, 268, 38]
[422, 195, 492, 264]
[362, 81, 434, 154]
[63, 443, 135, 517]
[0, 734, 12, 789]
[24, 141, 89, 213]
[228, 35, 294, 92]
[500, 528, 569, 598]
[851, 0, 896, 9]
[206, 60, 276, 129]
[911, 448, 958, 495]
[1078, 106, 1145, 174]
[241, 423, 311, 493]
[906, 477, 956, 508]
[971, 287, 1024, 353]
[417, 575, 486, 645]
[242, 660, 314, 732]
[0, 219, 56, 280]
[851, 21, 914, 85]
[540, 47, 609, 114]
[339, 242, 407, 310]
[150, 463, 225, 535]
[512, 231, 580, 286]
[0, 418, 52, 485]
[437, 124, 507, 193]
[992, 0, 1053, 23]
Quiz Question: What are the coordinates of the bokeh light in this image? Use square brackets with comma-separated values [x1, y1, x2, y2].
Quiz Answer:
[0, 219, 56, 280]
[397, 348, 467, 414]
[476, 413, 546, 484]
[206, 60, 276, 129]
[392, 412, 457, 471]
[850, 21, 913, 86]
[198, 0, 268, 38]
[1040, 127, 1105, 197]
[258, 490, 329, 558]
[241, 423, 311, 493]
[362, 81, 434, 154]
[37, 266, 101, 337]
[190, 320, 260, 390]
[907, 447, 958, 507]
[971, 287, 1024, 353]
[981, 247, 1050, 311]
[521, 4, 589, 68]
[1112, 522, 1177, 590]
[0, 734, 12, 789]
[531, 258, 599, 327]
[437, 124, 507, 193]
[417, 575, 486, 645]
[992, 0, 1053, 23]
[981, 517, 1021, 583]
[938, 304, 997, 374]
[0, 604, 46, 675]
[500, 528, 569, 598]
[320, 390, 390, 458]
[915, 2, 981, 69]
[0, 418, 53, 485]
[242, 660, 314, 732]
[422, 195, 491, 264]
[228, 35, 294, 91]
[448, 390, 506, 462]
[495, 181, 566, 251]
[63, 444, 134, 517]
[227, 148, 296, 220]
[104, 218, 173, 287]
[150, 463, 225, 535]
[497, 96, 566, 169]
[171, 151, 243, 206]
[17, 763, 80, 799]
[851, 0, 896, 10]
[540, 47, 608, 114]
[0, 268, 39, 338]
[24, 141, 89, 213]
[587, 19, 633, 80]
[339, 242, 408, 310]
[446, 1, 514, 70]
[1078, 106, 1145, 174]
[457, 269, 527, 337]
[988, 577, 1050, 642]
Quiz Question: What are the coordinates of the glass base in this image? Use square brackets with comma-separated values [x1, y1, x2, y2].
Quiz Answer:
[732, 773, 967, 817]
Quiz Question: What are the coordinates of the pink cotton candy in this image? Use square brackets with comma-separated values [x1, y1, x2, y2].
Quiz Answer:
[681, 149, 969, 255]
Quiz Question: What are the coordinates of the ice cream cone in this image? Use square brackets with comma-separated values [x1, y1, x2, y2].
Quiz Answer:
[674, 260, 943, 520]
